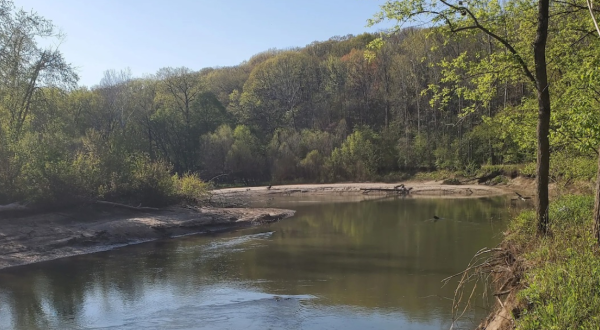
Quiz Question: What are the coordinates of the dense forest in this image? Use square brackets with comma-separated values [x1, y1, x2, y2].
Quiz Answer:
[0, 0, 598, 208]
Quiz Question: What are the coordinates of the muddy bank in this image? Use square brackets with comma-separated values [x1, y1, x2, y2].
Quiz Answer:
[0, 205, 294, 270]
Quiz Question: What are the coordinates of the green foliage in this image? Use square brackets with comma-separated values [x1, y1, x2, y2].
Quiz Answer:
[409, 133, 435, 169]
[240, 52, 319, 135]
[433, 135, 460, 170]
[226, 125, 266, 184]
[518, 153, 600, 182]
[1, 0, 599, 207]
[509, 195, 600, 330]
[125, 157, 177, 206]
[521, 163, 537, 177]
[266, 127, 340, 183]
[518, 249, 600, 330]
[329, 128, 381, 181]
[550, 152, 597, 184]
[477, 164, 522, 178]
[175, 173, 210, 203]
[268, 128, 302, 182]
[300, 150, 325, 182]
[201, 125, 235, 180]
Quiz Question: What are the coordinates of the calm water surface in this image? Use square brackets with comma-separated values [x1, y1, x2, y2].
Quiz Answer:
[0, 196, 522, 330]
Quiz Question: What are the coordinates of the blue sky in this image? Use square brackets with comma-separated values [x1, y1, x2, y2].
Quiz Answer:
[14, 0, 393, 87]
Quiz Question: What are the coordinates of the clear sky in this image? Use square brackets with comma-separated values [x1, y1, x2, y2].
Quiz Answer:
[14, 0, 393, 87]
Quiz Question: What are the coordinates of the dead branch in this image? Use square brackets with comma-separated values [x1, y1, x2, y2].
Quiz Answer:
[494, 290, 512, 296]
[360, 187, 413, 195]
[587, 0, 600, 37]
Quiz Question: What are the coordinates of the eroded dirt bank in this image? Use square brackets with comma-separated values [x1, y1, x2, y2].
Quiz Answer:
[0, 205, 294, 270]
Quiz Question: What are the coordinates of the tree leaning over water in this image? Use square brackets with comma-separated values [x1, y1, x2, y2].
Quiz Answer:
[371, 0, 553, 235]
[588, 0, 600, 243]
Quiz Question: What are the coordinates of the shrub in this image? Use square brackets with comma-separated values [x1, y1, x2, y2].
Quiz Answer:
[127, 157, 177, 206]
[176, 173, 210, 203]
[300, 149, 325, 182]
[328, 128, 379, 181]
[550, 152, 597, 183]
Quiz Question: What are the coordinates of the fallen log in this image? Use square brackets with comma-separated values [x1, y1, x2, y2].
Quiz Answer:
[360, 187, 412, 195]
[94, 200, 161, 212]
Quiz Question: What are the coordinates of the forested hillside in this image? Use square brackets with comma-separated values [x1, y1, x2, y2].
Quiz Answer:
[0, 0, 598, 207]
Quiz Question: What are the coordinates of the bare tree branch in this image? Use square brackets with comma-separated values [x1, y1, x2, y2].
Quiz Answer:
[587, 0, 600, 37]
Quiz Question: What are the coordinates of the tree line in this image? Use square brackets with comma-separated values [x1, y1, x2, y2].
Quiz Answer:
[0, 0, 598, 215]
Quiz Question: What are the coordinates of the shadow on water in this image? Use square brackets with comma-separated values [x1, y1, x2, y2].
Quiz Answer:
[0, 196, 528, 330]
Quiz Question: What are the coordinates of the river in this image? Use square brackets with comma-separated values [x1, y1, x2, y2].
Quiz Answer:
[0, 195, 522, 330]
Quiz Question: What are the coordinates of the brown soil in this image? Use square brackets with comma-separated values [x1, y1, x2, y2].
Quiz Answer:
[474, 241, 527, 330]
[0, 205, 294, 270]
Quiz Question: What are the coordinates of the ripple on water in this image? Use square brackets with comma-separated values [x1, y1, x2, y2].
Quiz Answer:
[112, 289, 316, 330]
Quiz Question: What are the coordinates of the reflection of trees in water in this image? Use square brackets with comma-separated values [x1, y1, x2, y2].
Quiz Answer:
[0, 197, 523, 328]
[229, 197, 519, 317]
[0, 261, 91, 329]
[0, 272, 51, 330]
[0, 239, 220, 329]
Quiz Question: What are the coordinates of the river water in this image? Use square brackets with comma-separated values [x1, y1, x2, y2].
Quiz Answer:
[0, 196, 521, 330]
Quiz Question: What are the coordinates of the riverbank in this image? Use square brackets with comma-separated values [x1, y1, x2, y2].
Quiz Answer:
[213, 181, 517, 199]
[0, 180, 518, 271]
[0, 205, 294, 270]
[475, 194, 600, 330]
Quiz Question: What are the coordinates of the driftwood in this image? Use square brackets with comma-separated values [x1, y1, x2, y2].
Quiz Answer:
[95, 200, 161, 211]
[360, 187, 413, 195]
[360, 188, 402, 192]
[0, 202, 28, 213]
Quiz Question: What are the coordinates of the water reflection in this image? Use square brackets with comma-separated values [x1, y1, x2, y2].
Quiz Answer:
[0, 196, 524, 330]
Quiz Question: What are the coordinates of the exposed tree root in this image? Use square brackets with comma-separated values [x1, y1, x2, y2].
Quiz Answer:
[443, 241, 527, 330]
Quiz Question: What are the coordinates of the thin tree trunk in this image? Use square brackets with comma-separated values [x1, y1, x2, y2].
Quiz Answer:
[535, 91, 551, 235]
[587, 0, 600, 244]
[594, 145, 600, 243]
[534, 0, 551, 235]
[594, 147, 600, 244]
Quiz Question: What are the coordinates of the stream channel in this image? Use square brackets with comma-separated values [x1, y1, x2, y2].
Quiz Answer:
[0, 195, 525, 330]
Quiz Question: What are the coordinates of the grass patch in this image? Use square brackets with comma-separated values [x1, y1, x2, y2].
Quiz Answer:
[505, 195, 600, 329]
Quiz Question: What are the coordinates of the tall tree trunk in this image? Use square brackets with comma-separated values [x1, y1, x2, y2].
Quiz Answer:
[534, 0, 551, 235]
[594, 145, 600, 243]
[586, 0, 600, 245]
